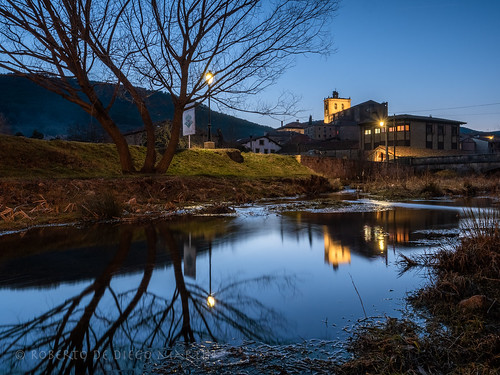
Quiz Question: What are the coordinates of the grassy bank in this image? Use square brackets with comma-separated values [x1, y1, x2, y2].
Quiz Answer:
[0, 135, 312, 178]
[0, 135, 329, 230]
[337, 209, 500, 374]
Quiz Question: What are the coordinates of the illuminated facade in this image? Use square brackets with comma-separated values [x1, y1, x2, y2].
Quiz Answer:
[360, 114, 465, 156]
[324, 91, 351, 123]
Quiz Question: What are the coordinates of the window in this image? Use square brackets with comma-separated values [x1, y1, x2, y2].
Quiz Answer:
[264, 149, 269, 154]
[438, 141, 444, 150]
[341, 104, 345, 110]
[397, 125, 405, 132]
[451, 126, 458, 136]
[426, 141, 433, 149]
[259, 139, 265, 145]
[438, 125, 444, 136]
[364, 129, 372, 135]
[334, 103, 338, 110]
[405, 125, 410, 131]
[451, 142, 458, 150]
[426, 124, 433, 135]
[255, 148, 260, 153]
[374, 128, 381, 134]
[389, 127, 395, 132]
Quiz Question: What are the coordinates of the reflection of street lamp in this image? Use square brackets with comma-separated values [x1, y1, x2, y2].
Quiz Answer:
[205, 71, 214, 142]
[206, 241, 215, 308]
[380, 121, 388, 163]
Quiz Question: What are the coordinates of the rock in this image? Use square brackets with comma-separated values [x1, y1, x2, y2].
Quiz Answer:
[458, 295, 487, 311]
[226, 150, 244, 163]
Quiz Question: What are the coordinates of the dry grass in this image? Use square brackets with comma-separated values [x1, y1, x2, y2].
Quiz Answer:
[339, 208, 500, 374]
[356, 172, 500, 199]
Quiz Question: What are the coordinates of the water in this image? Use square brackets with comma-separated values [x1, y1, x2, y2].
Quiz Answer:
[0, 198, 487, 373]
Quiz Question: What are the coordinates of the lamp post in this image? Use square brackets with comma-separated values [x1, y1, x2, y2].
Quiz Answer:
[205, 71, 214, 143]
[380, 121, 388, 163]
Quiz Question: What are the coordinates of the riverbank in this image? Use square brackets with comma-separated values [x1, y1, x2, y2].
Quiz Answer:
[0, 175, 333, 231]
[336, 208, 500, 374]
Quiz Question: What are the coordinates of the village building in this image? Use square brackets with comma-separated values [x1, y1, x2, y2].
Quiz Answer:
[461, 135, 500, 154]
[359, 114, 465, 161]
[276, 121, 308, 134]
[240, 135, 282, 154]
[324, 91, 351, 123]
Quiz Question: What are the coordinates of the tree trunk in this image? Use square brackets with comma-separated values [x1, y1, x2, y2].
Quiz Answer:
[155, 103, 184, 174]
[93, 111, 136, 173]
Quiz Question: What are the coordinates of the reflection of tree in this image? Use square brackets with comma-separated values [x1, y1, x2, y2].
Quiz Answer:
[0, 223, 289, 373]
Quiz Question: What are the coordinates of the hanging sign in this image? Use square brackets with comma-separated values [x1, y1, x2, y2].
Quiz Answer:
[183, 105, 196, 136]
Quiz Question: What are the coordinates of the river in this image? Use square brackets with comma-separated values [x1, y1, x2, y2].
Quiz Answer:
[0, 195, 495, 373]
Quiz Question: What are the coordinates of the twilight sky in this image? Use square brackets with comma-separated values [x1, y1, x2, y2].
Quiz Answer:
[240, 0, 500, 132]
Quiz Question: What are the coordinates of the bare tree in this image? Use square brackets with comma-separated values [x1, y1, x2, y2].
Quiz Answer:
[0, 0, 337, 174]
[125, 0, 339, 172]
[0, 0, 157, 173]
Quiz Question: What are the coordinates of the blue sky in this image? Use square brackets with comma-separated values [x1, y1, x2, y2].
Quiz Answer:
[242, 0, 500, 131]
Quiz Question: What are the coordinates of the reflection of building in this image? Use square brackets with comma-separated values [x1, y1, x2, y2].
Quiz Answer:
[323, 227, 351, 269]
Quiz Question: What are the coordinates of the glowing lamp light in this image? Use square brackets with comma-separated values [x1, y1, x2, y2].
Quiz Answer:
[205, 71, 214, 85]
[379, 121, 385, 127]
[207, 295, 216, 308]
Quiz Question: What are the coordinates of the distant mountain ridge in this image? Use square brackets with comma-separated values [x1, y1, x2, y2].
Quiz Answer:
[0, 74, 273, 140]
[460, 126, 500, 137]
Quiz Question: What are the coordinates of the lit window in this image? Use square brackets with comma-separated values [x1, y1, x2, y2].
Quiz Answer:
[389, 127, 395, 132]
[374, 128, 381, 134]
[364, 129, 372, 135]
[405, 125, 410, 131]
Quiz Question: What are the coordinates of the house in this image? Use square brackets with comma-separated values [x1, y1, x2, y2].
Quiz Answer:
[123, 128, 146, 146]
[461, 135, 500, 154]
[240, 135, 281, 154]
[276, 121, 308, 134]
[360, 115, 465, 155]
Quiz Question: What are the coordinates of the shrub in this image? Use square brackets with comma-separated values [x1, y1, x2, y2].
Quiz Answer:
[80, 192, 122, 220]
[419, 181, 443, 197]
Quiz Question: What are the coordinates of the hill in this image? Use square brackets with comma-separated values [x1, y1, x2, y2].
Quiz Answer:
[0, 74, 273, 141]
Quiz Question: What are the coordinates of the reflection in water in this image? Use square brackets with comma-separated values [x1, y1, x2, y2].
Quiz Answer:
[0, 205, 465, 373]
[0, 221, 289, 374]
[323, 227, 351, 269]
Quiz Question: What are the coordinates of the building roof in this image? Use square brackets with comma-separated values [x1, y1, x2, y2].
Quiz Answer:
[388, 114, 466, 125]
[277, 121, 309, 131]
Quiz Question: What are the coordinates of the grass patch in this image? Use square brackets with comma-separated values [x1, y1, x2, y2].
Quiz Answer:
[167, 148, 311, 177]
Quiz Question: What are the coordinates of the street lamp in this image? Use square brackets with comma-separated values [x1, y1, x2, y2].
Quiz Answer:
[380, 121, 388, 163]
[205, 71, 214, 142]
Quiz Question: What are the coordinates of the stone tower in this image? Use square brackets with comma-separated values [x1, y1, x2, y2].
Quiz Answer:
[324, 91, 351, 123]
